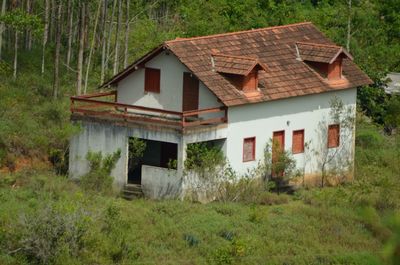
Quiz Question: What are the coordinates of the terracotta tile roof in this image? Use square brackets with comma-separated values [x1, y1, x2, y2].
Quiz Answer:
[104, 22, 372, 107]
[296, 42, 353, 63]
[212, 53, 268, 75]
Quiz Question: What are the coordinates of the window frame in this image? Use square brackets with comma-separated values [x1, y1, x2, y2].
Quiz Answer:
[144, 67, 161, 93]
[327, 124, 340, 148]
[292, 129, 305, 154]
[242, 137, 256, 162]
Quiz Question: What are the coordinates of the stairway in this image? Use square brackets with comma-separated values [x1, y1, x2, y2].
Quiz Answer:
[122, 183, 144, 200]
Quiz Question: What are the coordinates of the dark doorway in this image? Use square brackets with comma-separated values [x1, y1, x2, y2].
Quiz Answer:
[182, 72, 199, 112]
[128, 139, 178, 184]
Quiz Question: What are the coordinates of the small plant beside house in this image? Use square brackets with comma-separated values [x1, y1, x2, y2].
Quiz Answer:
[257, 139, 297, 194]
[184, 142, 226, 201]
[127, 137, 146, 171]
[80, 149, 121, 194]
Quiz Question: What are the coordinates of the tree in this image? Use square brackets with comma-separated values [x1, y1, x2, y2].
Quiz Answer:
[313, 96, 356, 187]
[84, 0, 102, 94]
[41, 0, 49, 74]
[123, 0, 129, 68]
[0, 0, 6, 60]
[0, 8, 42, 79]
[65, 0, 74, 67]
[76, 1, 85, 95]
[113, 0, 122, 75]
[53, 0, 63, 99]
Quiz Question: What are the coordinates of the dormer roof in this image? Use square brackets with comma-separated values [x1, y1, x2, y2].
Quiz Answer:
[212, 53, 268, 76]
[295, 42, 353, 64]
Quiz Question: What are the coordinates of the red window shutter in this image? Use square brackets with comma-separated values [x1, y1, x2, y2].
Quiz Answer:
[145, 68, 160, 93]
[328, 124, 340, 148]
[292, 130, 304, 154]
[243, 137, 256, 162]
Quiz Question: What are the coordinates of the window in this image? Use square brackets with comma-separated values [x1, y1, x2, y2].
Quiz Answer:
[243, 137, 256, 162]
[144, 68, 160, 93]
[328, 124, 340, 148]
[292, 130, 304, 154]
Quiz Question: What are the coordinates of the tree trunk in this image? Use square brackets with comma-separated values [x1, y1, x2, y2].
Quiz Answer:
[13, 31, 18, 79]
[53, 1, 62, 99]
[100, 0, 108, 84]
[41, 0, 49, 74]
[0, 0, 7, 60]
[123, 0, 129, 68]
[84, 0, 102, 94]
[346, 0, 352, 52]
[113, 0, 122, 75]
[50, 0, 56, 42]
[66, 0, 73, 67]
[76, 2, 85, 95]
[106, 0, 117, 72]
[25, 0, 32, 50]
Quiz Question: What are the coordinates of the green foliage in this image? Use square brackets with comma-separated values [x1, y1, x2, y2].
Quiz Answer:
[185, 142, 225, 174]
[128, 137, 146, 170]
[384, 95, 400, 133]
[0, 8, 42, 34]
[259, 139, 296, 193]
[80, 150, 121, 194]
[16, 204, 92, 265]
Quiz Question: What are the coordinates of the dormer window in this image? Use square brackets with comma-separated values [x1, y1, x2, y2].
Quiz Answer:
[295, 42, 353, 81]
[211, 53, 267, 93]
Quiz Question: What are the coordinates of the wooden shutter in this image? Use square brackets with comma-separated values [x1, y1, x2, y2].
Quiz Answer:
[145, 68, 160, 93]
[292, 130, 304, 154]
[328, 124, 340, 148]
[182, 72, 199, 112]
[243, 137, 256, 162]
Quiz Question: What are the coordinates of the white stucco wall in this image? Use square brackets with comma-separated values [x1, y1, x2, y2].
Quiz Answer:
[116, 51, 222, 113]
[225, 89, 357, 177]
[69, 120, 184, 189]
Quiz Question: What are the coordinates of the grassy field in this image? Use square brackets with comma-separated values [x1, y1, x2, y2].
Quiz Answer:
[0, 119, 399, 265]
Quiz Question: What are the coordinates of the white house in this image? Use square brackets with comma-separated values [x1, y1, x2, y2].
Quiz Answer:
[69, 22, 372, 198]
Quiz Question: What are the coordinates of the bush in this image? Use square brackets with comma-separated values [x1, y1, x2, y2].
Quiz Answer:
[80, 150, 121, 194]
[16, 203, 92, 264]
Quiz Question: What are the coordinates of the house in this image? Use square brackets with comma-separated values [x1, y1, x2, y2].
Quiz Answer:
[69, 22, 372, 198]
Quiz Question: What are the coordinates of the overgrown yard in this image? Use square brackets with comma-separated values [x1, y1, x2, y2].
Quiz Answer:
[0, 119, 399, 265]
[0, 173, 386, 265]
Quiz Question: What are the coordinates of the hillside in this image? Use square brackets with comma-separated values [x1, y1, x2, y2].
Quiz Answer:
[0, 120, 399, 265]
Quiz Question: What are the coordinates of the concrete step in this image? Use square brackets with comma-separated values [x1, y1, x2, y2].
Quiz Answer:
[121, 184, 144, 200]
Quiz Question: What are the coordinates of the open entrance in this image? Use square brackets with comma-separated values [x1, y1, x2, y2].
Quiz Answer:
[128, 138, 178, 184]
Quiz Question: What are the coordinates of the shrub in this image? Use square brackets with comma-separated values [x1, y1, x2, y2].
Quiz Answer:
[185, 142, 225, 175]
[80, 150, 121, 194]
[217, 177, 264, 203]
[128, 137, 146, 171]
[16, 203, 92, 264]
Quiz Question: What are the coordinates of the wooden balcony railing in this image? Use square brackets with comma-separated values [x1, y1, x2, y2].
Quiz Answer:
[70, 90, 227, 129]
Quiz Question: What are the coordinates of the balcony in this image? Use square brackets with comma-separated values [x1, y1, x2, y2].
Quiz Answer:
[70, 91, 228, 131]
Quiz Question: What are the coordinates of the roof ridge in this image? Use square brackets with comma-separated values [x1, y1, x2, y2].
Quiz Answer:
[296, 41, 341, 49]
[166, 22, 312, 44]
